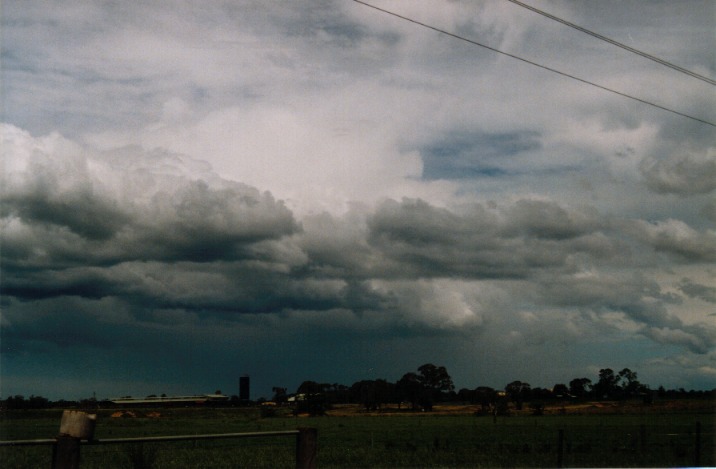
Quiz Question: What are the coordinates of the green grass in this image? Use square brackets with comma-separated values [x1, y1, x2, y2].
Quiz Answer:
[1, 406, 713, 468]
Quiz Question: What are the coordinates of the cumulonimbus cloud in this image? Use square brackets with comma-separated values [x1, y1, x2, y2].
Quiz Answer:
[2, 121, 715, 402]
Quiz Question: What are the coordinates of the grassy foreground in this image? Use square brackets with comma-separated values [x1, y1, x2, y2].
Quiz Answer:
[1, 401, 713, 468]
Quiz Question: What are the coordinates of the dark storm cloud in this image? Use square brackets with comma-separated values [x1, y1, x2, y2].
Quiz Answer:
[129, 180, 299, 262]
[640, 151, 716, 195]
[1, 297, 132, 353]
[358, 197, 716, 353]
[502, 199, 602, 240]
[1, 132, 302, 317]
[625, 218, 716, 262]
[679, 278, 716, 303]
[527, 272, 715, 354]
[642, 325, 715, 355]
[2, 0, 715, 400]
[367, 198, 519, 278]
[4, 135, 713, 362]
[3, 168, 298, 273]
[1, 190, 131, 241]
[365, 197, 612, 279]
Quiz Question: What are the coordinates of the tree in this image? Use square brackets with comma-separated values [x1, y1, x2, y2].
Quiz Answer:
[457, 388, 476, 403]
[569, 378, 592, 398]
[295, 381, 328, 415]
[417, 363, 455, 401]
[396, 372, 423, 410]
[474, 386, 497, 413]
[552, 384, 570, 398]
[272, 387, 288, 404]
[296, 381, 322, 395]
[29, 395, 50, 409]
[618, 368, 642, 397]
[595, 368, 618, 399]
[351, 379, 393, 411]
[327, 383, 350, 404]
[505, 381, 531, 410]
[5, 395, 26, 409]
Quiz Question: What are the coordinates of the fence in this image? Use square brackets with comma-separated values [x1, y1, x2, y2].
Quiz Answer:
[1, 411, 708, 468]
[0, 411, 317, 469]
[308, 417, 708, 468]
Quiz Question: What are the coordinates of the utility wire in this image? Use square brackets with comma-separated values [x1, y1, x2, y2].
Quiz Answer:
[351, 0, 716, 128]
[505, 0, 716, 86]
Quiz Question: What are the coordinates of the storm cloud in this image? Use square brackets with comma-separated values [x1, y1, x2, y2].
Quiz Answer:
[2, 0, 714, 399]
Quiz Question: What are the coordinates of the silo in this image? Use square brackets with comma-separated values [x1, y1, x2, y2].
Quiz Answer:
[239, 375, 250, 401]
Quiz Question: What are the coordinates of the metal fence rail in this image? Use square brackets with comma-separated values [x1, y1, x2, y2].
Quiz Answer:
[0, 428, 317, 469]
[89, 429, 300, 444]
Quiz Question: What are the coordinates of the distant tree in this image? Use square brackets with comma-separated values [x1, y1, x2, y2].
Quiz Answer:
[323, 383, 350, 404]
[297, 381, 323, 396]
[417, 363, 455, 402]
[595, 368, 618, 399]
[457, 388, 476, 403]
[295, 381, 328, 416]
[28, 395, 50, 409]
[272, 387, 288, 404]
[552, 384, 570, 398]
[396, 372, 423, 410]
[617, 368, 643, 397]
[351, 379, 393, 411]
[5, 395, 25, 409]
[531, 387, 553, 400]
[569, 378, 592, 398]
[505, 381, 531, 410]
[474, 387, 497, 413]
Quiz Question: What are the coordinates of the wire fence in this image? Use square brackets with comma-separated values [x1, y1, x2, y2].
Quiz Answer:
[1, 418, 710, 468]
[310, 420, 709, 468]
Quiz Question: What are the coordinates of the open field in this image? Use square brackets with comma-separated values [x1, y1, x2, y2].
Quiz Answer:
[1, 399, 713, 468]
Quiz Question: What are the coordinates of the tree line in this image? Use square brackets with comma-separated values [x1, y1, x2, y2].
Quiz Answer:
[275, 364, 714, 415]
[2, 364, 713, 411]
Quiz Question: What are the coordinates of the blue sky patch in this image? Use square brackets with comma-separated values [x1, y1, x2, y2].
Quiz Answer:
[421, 131, 541, 180]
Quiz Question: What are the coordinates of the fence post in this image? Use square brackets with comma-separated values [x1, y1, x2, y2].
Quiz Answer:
[296, 427, 317, 469]
[58, 411, 96, 440]
[694, 421, 701, 468]
[557, 429, 564, 468]
[51, 436, 81, 469]
[51, 410, 97, 469]
[639, 424, 646, 453]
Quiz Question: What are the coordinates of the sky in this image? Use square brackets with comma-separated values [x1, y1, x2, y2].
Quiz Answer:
[1, 0, 715, 401]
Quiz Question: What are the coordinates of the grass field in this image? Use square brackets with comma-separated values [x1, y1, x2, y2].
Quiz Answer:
[1, 400, 713, 468]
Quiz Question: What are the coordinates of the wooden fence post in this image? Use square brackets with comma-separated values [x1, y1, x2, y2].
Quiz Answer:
[296, 427, 317, 469]
[58, 410, 97, 440]
[639, 424, 646, 453]
[557, 429, 564, 468]
[694, 421, 701, 468]
[52, 436, 81, 469]
[51, 410, 97, 469]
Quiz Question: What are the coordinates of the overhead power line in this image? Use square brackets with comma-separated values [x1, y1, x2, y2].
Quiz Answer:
[351, 0, 716, 128]
[505, 0, 716, 86]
